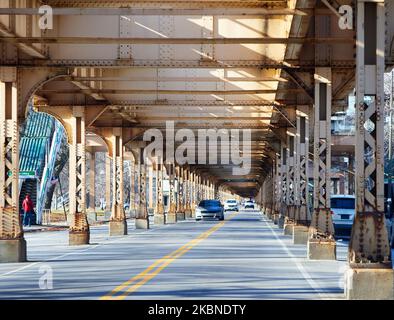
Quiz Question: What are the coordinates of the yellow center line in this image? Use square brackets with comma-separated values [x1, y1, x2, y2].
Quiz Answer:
[101, 212, 237, 300]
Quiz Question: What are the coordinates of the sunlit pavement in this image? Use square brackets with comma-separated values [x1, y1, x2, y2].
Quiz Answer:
[0, 212, 348, 300]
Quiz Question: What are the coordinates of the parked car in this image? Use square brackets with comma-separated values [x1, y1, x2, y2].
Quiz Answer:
[195, 200, 224, 221]
[243, 200, 255, 210]
[224, 199, 239, 212]
[331, 195, 355, 237]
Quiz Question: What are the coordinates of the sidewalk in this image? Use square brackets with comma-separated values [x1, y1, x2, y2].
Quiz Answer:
[23, 219, 112, 233]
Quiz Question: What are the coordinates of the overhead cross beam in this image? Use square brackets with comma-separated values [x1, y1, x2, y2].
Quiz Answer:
[0, 37, 353, 45]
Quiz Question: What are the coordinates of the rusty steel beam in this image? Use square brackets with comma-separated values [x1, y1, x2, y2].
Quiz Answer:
[1, 36, 353, 45]
[37, 88, 303, 95]
[0, 7, 311, 16]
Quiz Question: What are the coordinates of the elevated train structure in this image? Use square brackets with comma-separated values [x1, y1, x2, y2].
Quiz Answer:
[0, 0, 394, 299]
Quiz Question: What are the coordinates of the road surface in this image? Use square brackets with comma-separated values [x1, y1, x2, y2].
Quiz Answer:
[0, 211, 348, 299]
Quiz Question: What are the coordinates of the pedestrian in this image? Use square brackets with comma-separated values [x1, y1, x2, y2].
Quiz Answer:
[22, 194, 34, 227]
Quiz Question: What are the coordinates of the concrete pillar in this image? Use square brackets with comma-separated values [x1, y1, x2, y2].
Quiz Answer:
[0, 79, 27, 262]
[109, 128, 127, 235]
[154, 162, 165, 225]
[105, 155, 111, 212]
[69, 106, 90, 245]
[135, 149, 149, 229]
[167, 163, 177, 224]
[346, 0, 393, 299]
[307, 67, 336, 260]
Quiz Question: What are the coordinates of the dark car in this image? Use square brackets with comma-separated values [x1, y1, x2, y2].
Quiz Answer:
[195, 200, 224, 221]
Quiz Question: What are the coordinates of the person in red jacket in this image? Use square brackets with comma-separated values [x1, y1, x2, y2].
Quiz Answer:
[22, 194, 34, 227]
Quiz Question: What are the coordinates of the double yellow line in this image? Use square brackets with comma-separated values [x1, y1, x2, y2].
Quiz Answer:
[101, 213, 236, 300]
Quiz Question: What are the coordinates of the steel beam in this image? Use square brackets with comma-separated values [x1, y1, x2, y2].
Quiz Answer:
[0, 8, 311, 16]
[1, 37, 352, 45]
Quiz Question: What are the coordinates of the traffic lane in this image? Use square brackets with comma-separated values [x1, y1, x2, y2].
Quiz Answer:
[0, 216, 224, 299]
[114, 211, 345, 300]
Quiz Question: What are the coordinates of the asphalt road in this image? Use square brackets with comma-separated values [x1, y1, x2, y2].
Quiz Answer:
[0, 211, 349, 300]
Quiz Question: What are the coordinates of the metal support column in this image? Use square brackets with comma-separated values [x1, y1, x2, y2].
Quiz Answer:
[293, 106, 310, 244]
[88, 152, 96, 214]
[69, 106, 90, 245]
[346, 0, 393, 300]
[136, 148, 149, 229]
[105, 155, 111, 212]
[154, 161, 165, 225]
[176, 166, 185, 221]
[184, 168, 192, 218]
[0, 78, 26, 262]
[278, 144, 287, 228]
[130, 160, 135, 215]
[272, 152, 281, 222]
[109, 128, 127, 235]
[284, 129, 296, 235]
[307, 67, 336, 260]
[167, 163, 177, 223]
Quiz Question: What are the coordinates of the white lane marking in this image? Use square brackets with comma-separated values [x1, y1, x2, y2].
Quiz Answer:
[0, 221, 175, 279]
[262, 215, 342, 300]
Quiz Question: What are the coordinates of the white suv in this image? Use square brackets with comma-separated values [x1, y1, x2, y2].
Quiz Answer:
[331, 195, 355, 236]
[224, 199, 239, 212]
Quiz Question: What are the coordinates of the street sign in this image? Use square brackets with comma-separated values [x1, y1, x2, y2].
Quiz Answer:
[7, 170, 36, 177]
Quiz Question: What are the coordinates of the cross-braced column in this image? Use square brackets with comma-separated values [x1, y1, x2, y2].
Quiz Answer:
[345, 0, 393, 300]
[148, 164, 154, 211]
[285, 129, 296, 232]
[293, 106, 310, 244]
[184, 168, 192, 218]
[190, 171, 196, 216]
[69, 106, 90, 245]
[129, 160, 135, 214]
[196, 174, 201, 204]
[105, 155, 111, 212]
[272, 153, 281, 221]
[167, 163, 177, 223]
[109, 128, 127, 235]
[154, 161, 165, 224]
[278, 145, 287, 228]
[307, 67, 336, 260]
[136, 148, 150, 229]
[88, 152, 96, 214]
[294, 106, 310, 226]
[0, 79, 26, 262]
[176, 166, 185, 221]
